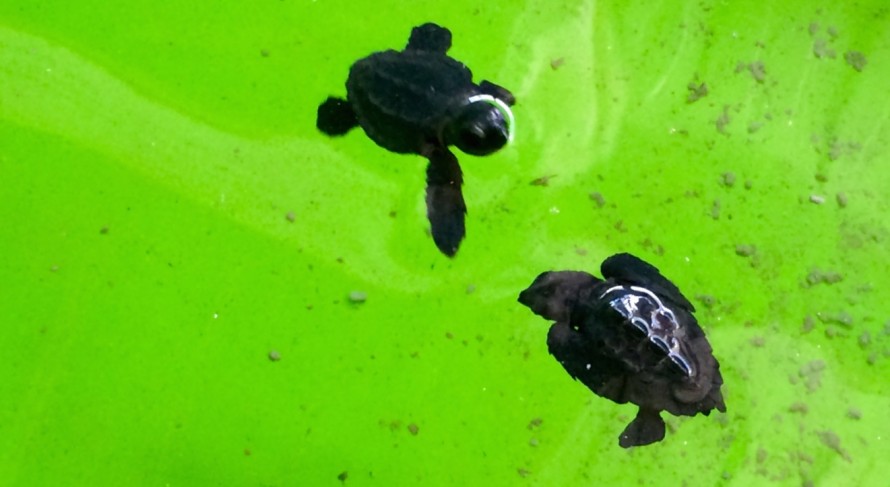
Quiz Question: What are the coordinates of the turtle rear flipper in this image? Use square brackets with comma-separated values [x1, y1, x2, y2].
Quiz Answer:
[317, 97, 358, 135]
[619, 408, 666, 448]
[406, 23, 452, 53]
[424, 146, 465, 257]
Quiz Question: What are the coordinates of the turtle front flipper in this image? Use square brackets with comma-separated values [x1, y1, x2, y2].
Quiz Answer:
[406, 23, 452, 53]
[479, 80, 516, 106]
[424, 146, 466, 257]
[317, 96, 358, 136]
[619, 408, 666, 448]
[600, 253, 695, 312]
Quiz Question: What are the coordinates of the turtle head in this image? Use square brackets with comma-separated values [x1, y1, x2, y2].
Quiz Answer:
[518, 271, 599, 323]
[446, 95, 514, 156]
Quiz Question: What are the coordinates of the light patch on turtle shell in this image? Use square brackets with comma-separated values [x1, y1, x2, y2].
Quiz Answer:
[466, 94, 515, 143]
[599, 284, 696, 377]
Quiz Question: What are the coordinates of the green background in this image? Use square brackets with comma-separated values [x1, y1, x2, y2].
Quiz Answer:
[1, 1, 888, 485]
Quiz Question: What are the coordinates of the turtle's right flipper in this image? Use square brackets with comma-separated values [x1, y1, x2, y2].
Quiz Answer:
[424, 146, 466, 257]
[316, 97, 358, 135]
[479, 80, 516, 106]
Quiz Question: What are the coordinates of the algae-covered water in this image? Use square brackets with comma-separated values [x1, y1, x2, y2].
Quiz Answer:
[1, 1, 888, 486]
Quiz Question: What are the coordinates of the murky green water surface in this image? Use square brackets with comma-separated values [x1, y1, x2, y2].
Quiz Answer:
[1, 1, 888, 485]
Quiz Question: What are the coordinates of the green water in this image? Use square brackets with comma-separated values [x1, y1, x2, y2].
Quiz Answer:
[1, 1, 888, 485]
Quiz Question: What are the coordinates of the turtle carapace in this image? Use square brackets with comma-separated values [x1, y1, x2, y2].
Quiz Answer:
[317, 22, 516, 257]
[517, 253, 726, 448]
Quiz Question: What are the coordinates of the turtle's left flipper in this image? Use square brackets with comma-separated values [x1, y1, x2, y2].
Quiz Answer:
[479, 80, 516, 106]
[317, 96, 358, 135]
[619, 408, 666, 448]
[424, 146, 466, 257]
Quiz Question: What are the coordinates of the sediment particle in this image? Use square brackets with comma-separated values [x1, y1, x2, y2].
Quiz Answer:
[721, 171, 736, 187]
[716, 106, 731, 134]
[407, 423, 419, 435]
[268, 350, 281, 362]
[687, 82, 708, 103]
[847, 407, 862, 420]
[748, 61, 766, 82]
[756, 447, 767, 463]
[711, 199, 721, 219]
[799, 359, 826, 392]
[285, 211, 296, 222]
[844, 50, 867, 72]
[789, 401, 809, 414]
[809, 194, 826, 204]
[817, 430, 852, 461]
[348, 291, 367, 303]
[735, 244, 756, 257]
[858, 331, 871, 348]
[801, 315, 815, 334]
[813, 38, 836, 59]
[836, 192, 848, 208]
[589, 191, 606, 208]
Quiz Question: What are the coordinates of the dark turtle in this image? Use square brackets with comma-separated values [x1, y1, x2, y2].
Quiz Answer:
[316, 22, 515, 257]
[518, 253, 726, 448]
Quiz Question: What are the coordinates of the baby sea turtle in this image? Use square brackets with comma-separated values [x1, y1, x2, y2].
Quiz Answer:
[316, 22, 516, 257]
[518, 253, 726, 448]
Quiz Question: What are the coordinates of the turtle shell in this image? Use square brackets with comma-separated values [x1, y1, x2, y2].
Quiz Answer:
[567, 280, 724, 417]
[519, 253, 726, 446]
[346, 49, 477, 154]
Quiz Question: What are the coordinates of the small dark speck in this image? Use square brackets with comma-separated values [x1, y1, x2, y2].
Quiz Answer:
[100, 226, 109, 235]
[589, 192, 606, 208]
[260, 49, 270, 57]
[696, 294, 717, 309]
[517, 468, 531, 478]
[846, 407, 862, 420]
[530, 175, 556, 186]
[338, 471, 348, 483]
[407, 423, 419, 435]
[285, 211, 296, 222]
[527, 417, 543, 430]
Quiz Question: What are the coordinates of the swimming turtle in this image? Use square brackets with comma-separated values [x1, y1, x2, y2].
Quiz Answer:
[518, 253, 726, 448]
[316, 22, 515, 257]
